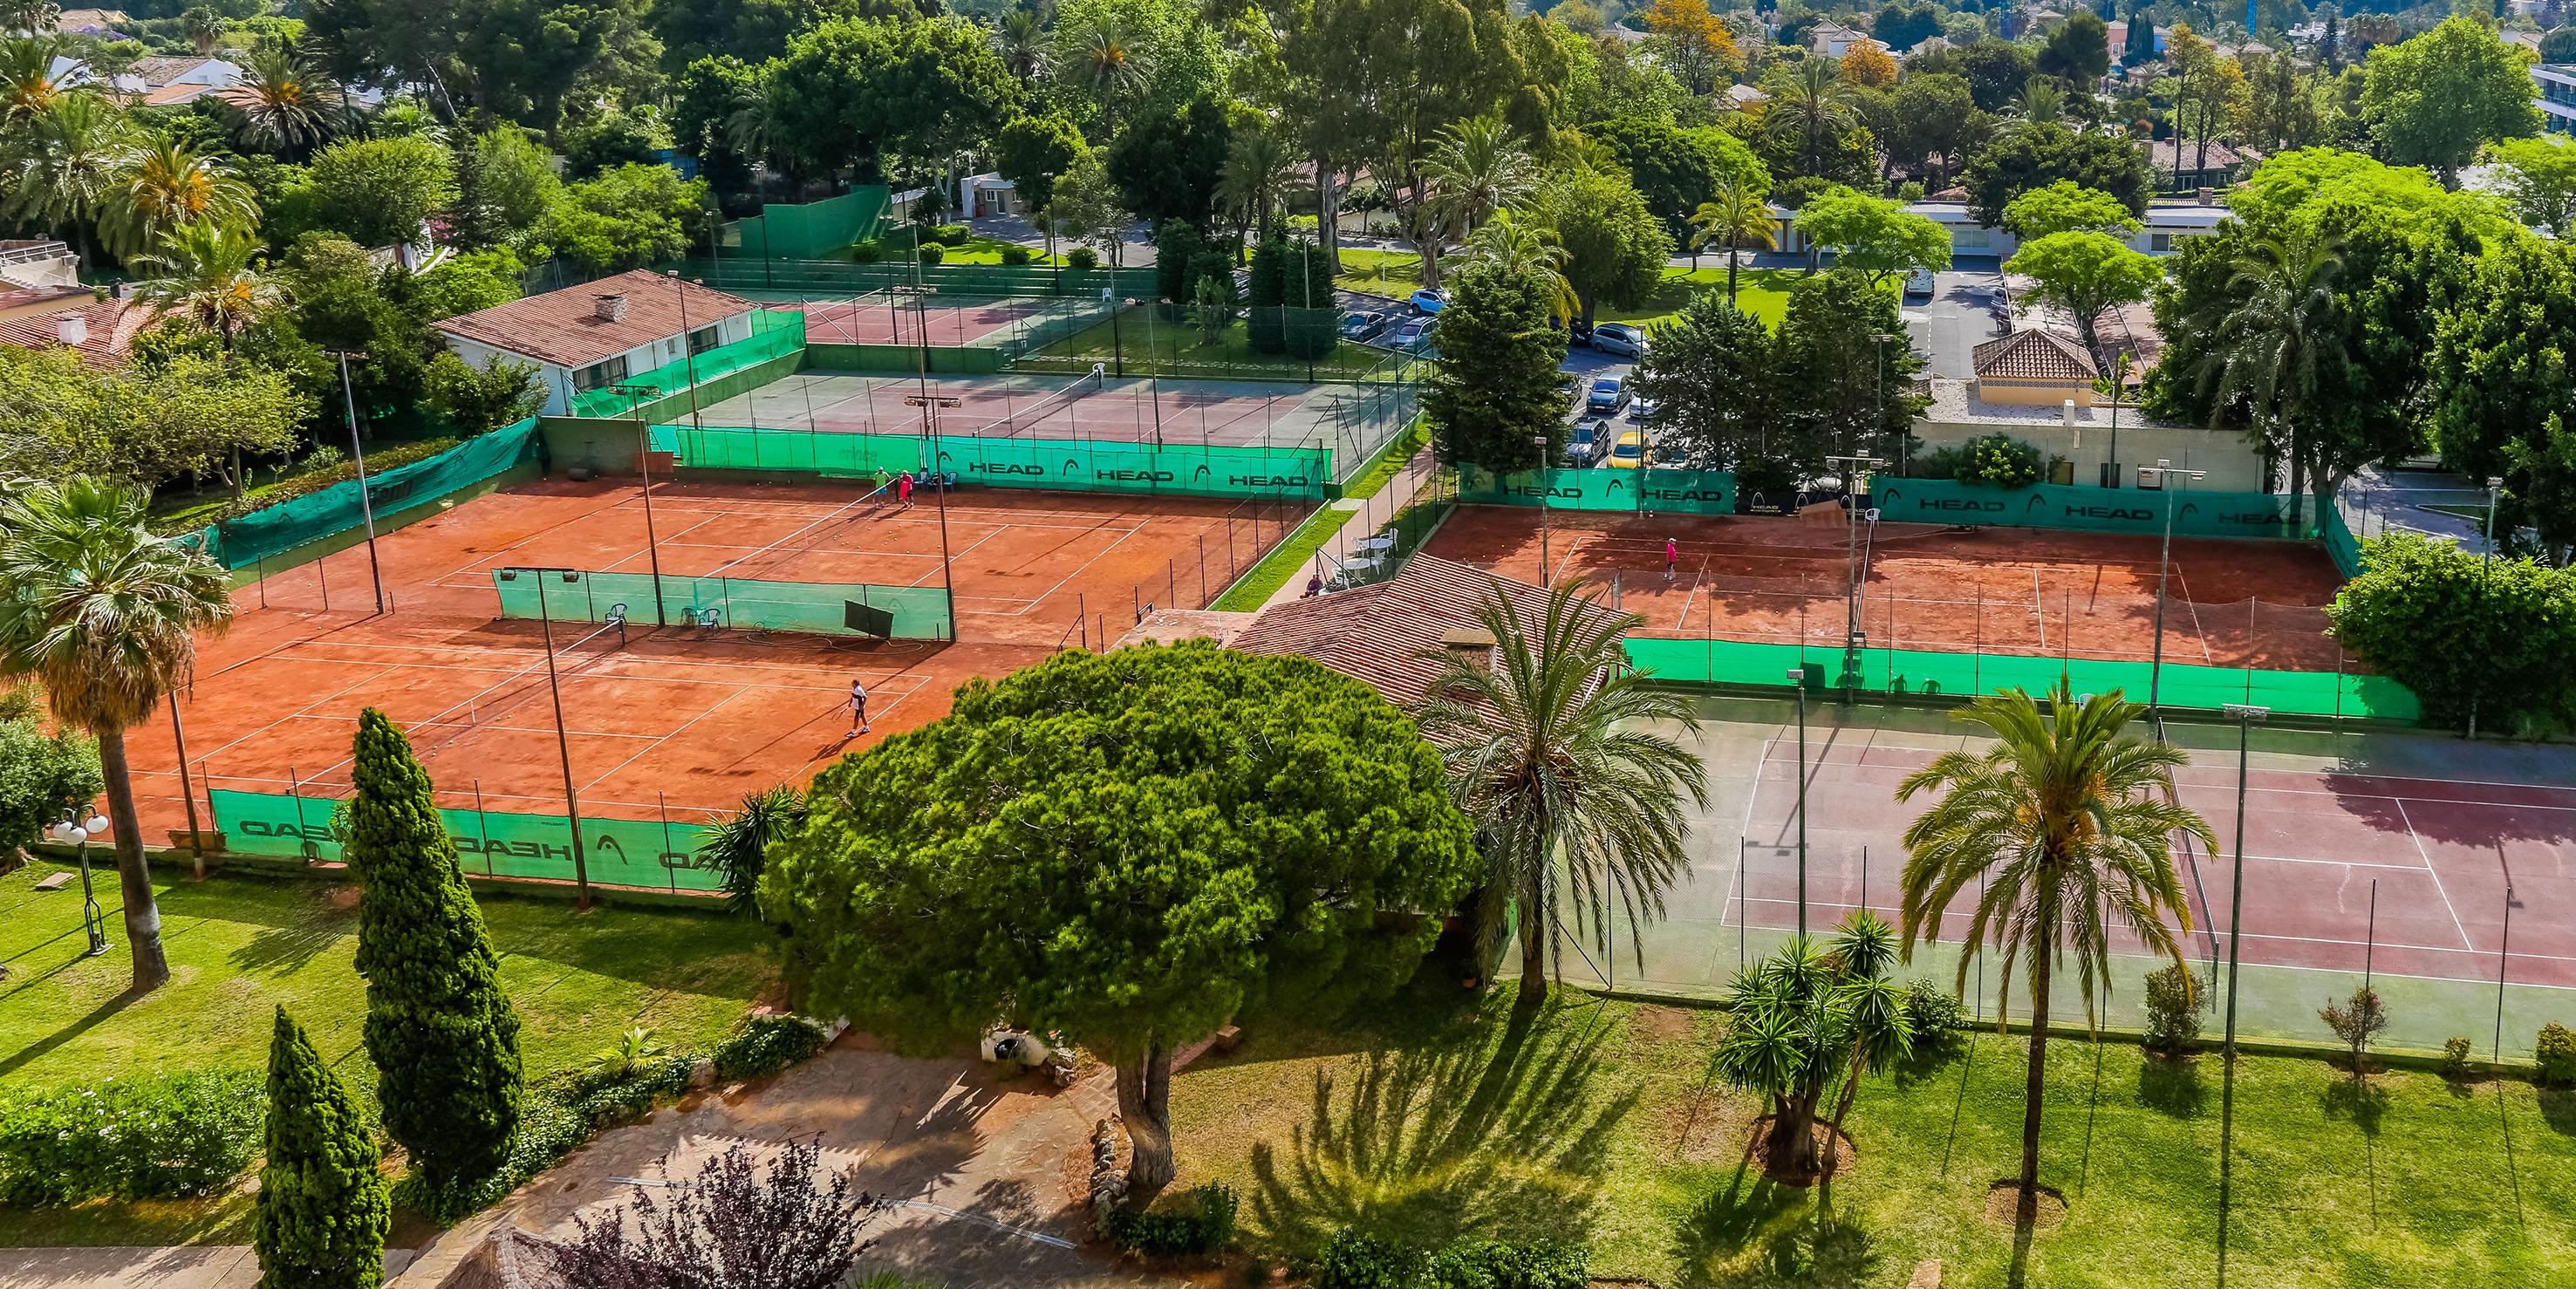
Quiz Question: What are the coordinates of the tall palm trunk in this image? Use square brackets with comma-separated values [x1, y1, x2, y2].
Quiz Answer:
[97, 729, 170, 991]
[1113, 1035, 1176, 1192]
[2019, 940, 2053, 1217]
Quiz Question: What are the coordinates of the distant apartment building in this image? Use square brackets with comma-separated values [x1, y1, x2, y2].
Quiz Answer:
[2538, 65, 2576, 138]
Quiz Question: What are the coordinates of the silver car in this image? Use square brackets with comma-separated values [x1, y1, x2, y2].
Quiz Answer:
[1591, 323, 1649, 358]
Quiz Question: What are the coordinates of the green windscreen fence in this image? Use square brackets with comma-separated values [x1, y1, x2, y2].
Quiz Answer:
[209, 788, 721, 891]
[492, 567, 950, 639]
[1869, 480, 2308, 539]
[569, 311, 807, 419]
[194, 419, 543, 570]
[1622, 636, 2422, 722]
[674, 257, 1160, 298]
[654, 425, 1330, 501]
[2322, 503, 2366, 577]
[719, 188, 891, 260]
[1460, 466, 1737, 515]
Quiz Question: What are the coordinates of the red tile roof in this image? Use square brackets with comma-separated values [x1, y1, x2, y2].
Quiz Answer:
[431, 269, 755, 370]
[1973, 328, 2098, 382]
[1230, 554, 1625, 711]
[0, 297, 164, 368]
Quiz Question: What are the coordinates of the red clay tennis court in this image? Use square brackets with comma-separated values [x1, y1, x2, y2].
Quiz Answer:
[769, 295, 1072, 348]
[1425, 505, 2352, 672]
[121, 476, 1304, 838]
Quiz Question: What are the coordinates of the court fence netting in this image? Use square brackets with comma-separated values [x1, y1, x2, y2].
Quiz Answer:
[174, 418, 543, 575]
[492, 567, 953, 640]
[1566, 841, 2576, 1062]
[207, 787, 725, 893]
[649, 422, 1336, 502]
[571, 310, 808, 419]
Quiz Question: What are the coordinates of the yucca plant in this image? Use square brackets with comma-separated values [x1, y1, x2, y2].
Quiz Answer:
[1709, 911, 1912, 1182]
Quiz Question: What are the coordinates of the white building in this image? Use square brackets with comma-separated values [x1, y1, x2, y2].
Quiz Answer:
[1778, 200, 2231, 264]
[433, 270, 758, 416]
[2538, 65, 2576, 138]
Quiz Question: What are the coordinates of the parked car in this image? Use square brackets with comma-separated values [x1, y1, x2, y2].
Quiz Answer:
[1568, 318, 1595, 347]
[1564, 419, 1610, 467]
[1903, 268, 1937, 302]
[1608, 429, 1650, 469]
[1410, 287, 1452, 314]
[1339, 310, 1388, 340]
[1391, 317, 1433, 351]
[1629, 396, 1660, 423]
[1590, 323, 1648, 358]
[1586, 374, 1629, 413]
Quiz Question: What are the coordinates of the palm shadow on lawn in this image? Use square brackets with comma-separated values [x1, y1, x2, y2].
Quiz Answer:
[1246, 1001, 1639, 1252]
[1671, 1162, 1881, 1289]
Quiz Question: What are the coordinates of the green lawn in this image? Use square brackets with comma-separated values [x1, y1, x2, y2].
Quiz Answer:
[926, 235, 1065, 266]
[1033, 311, 1390, 381]
[1172, 980, 2576, 1288]
[1329, 249, 1807, 330]
[0, 860, 775, 1244]
[1336, 248, 1433, 297]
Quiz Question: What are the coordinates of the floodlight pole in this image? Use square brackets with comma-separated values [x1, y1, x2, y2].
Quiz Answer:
[168, 690, 202, 876]
[893, 284, 939, 459]
[534, 583, 592, 909]
[1825, 454, 1884, 703]
[1869, 331, 1896, 474]
[1534, 433, 1552, 583]
[668, 272, 706, 433]
[606, 382, 670, 625]
[2108, 351, 2131, 483]
[2471, 476, 2498, 740]
[907, 393, 964, 641]
[2141, 460, 2205, 722]
[326, 349, 386, 616]
[2215, 699, 2268, 1289]
[1787, 670, 1810, 938]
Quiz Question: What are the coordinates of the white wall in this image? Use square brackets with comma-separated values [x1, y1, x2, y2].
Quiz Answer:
[442, 311, 759, 417]
[1914, 413, 2268, 492]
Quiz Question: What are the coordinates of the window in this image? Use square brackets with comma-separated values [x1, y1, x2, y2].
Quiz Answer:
[571, 354, 629, 392]
[1957, 228, 1990, 249]
[687, 325, 721, 355]
[2149, 233, 2173, 253]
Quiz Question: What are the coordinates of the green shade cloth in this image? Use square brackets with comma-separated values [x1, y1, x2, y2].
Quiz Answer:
[208, 788, 721, 891]
[1869, 480, 2308, 539]
[569, 311, 808, 419]
[491, 567, 951, 640]
[195, 419, 543, 570]
[1460, 465, 1738, 515]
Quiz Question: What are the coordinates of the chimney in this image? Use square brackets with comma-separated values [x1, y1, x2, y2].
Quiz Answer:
[2196, 185, 2215, 205]
[55, 313, 86, 347]
[1440, 624, 1499, 683]
[593, 292, 626, 323]
[2062, 399, 2078, 428]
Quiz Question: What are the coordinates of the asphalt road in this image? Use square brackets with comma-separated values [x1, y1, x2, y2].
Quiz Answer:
[1903, 268, 2014, 379]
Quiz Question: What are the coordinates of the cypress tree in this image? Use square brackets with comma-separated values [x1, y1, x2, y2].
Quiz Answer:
[1246, 237, 1288, 352]
[256, 1006, 391, 1289]
[1422, 260, 1568, 473]
[348, 708, 521, 1195]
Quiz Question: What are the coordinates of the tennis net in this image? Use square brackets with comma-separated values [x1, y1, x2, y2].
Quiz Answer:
[493, 568, 951, 640]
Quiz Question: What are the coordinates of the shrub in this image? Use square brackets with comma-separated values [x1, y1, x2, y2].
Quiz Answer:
[568, 1056, 695, 1127]
[1424, 1239, 1586, 1289]
[712, 1014, 830, 1082]
[933, 223, 968, 244]
[851, 239, 885, 263]
[2442, 1036, 2475, 1080]
[1066, 246, 1101, 270]
[1962, 433, 2044, 488]
[2320, 986, 2388, 1073]
[1901, 979, 1964, 1055]
[1000, 243, 1035, 265]
[0, 1070, 266, 1205]
[918, 243, 946, 265]
[256, 1007, 389, 1287]
[2142, 964, 2204, 1054]
[1312, 1230, 1422, 1289]
[1104, 1181, 1237, 1254]
[2538, 1023, 2576, 1087]
[2327, 531, 2576, 733]
[401, 1086, 586, 1223]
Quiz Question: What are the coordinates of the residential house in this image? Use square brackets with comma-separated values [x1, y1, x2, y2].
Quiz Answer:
[1724, 82, 1770, 109]
[432, 270, 759, 416]
[1910, 332, 2265, 490]
[2147, 138, 2250, 190]
[51, 8, 129, 34]
[1807, 19, 1867, 58]
[117, 55, 243, 106]
[0, 240, 88, 322]
[0, 297, 166, 368]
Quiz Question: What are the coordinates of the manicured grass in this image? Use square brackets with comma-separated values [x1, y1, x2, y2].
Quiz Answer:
[1172, 979, 2576, 1287]
[924, 235, 1064, 266]
[0, 861, 776, 1245]
[1336, 248, 1434, 297]
[1595, 264, 1807, 330]
[1210, 504, 1358, 610]
[1034, 312, 1390, 380]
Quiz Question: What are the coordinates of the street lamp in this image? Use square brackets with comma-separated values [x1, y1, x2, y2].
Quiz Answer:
[2470, 476, 2500, 740]
[1786, 667, 1811, 937]
[1825, 454, 1884, 701]
[50, 809, 114, 956]
[324, 349, 386, 616]
[2214, 699, 2268, 1289]
[2138, 459, 2205, 722]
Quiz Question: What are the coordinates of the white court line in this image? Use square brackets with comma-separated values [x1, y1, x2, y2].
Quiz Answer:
[2395, 798, 2477, 951]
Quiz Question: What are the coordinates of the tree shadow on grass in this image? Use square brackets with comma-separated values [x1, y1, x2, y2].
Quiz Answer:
[0, 986, 141, 1079]
[1670, 1163, 1880, 1289]
[2532, 1088, 2576, 1136]
[229, 912, 348, 977]
[1246, 999, 1639, 1252]
[2137, 1053, 2206, 1118]
[2320, 1075, 2390, 1137]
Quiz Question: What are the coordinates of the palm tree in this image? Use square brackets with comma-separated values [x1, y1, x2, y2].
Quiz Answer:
[1709, 912, 1911, 1182]
[2013, 75, 2065, 126]
[1074, 19, 1148, 139]
[181, 5, 222, 56]
[1214, 127, 1296, 253]
[1688, 177, 1777, 303]
[995, 7, 1047, 82]
[698, 784, 806, 916]
[212, 45, 350, 160]
[2188, 230, 2345, 519]
[3, 92, 133, 263]
[1413, 581, 1709, 1007]
[1422, 114, 1538, 243]
[1762, 59, 1857, 186]
[0, 477, 236, 993]
[133, 219, 277, 497]
[1466, 212, 1577, 322]
[98, 135, 256, 260]
[0, 34, 64, 126]
[1894, 682, 2213, 1222]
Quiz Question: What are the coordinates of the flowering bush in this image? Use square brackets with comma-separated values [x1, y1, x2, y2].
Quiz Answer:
[0, 1070, 266, 1205]
[1964, 433, 2045, 488]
